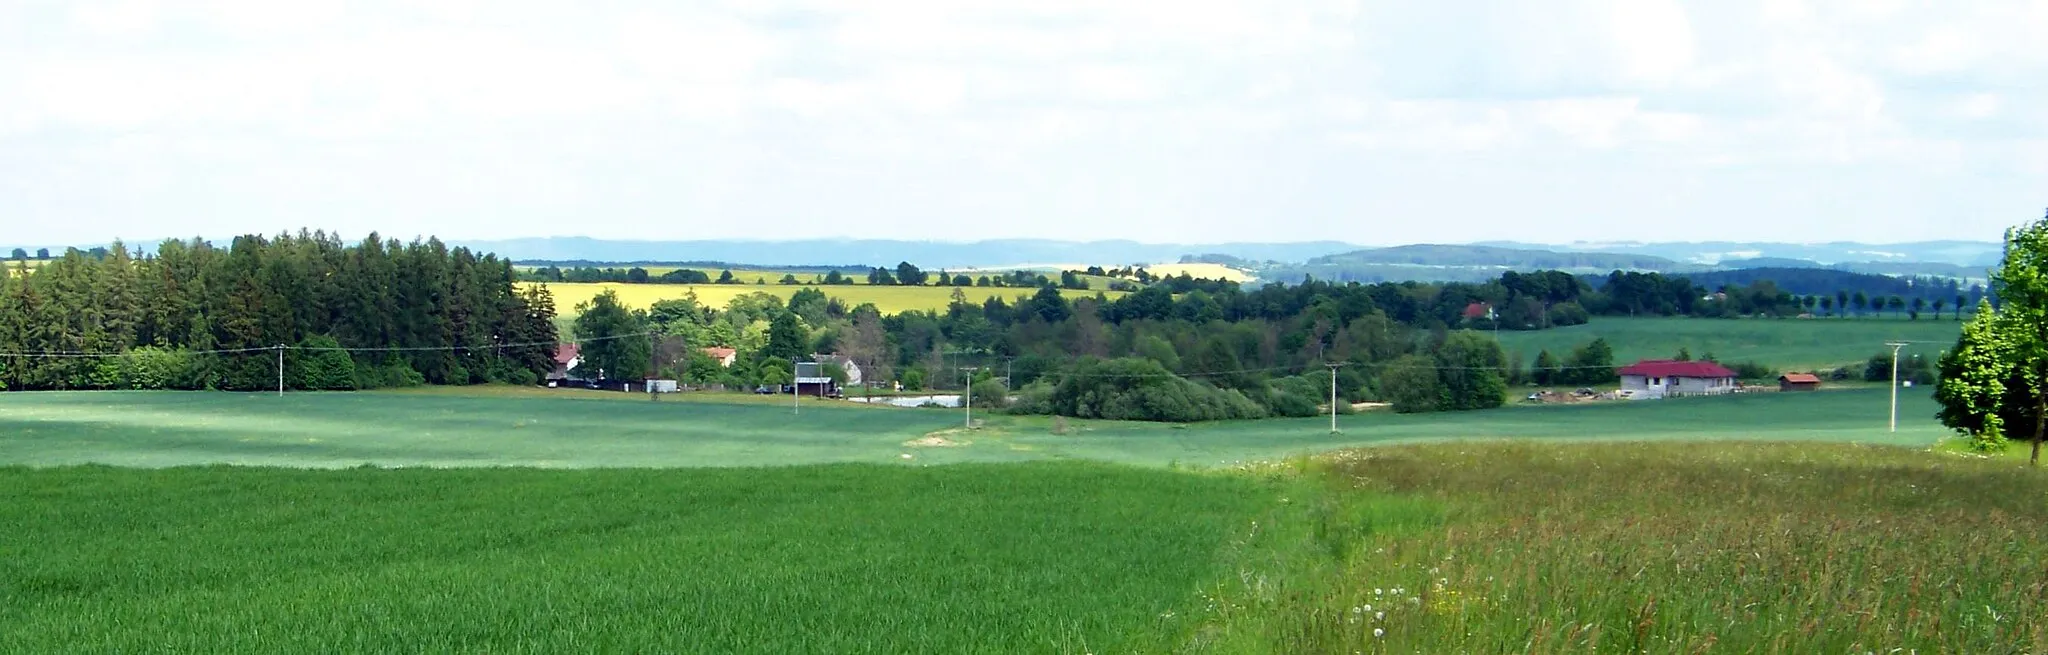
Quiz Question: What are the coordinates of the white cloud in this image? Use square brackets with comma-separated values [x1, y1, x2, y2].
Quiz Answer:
[1, 0, 2044, 247]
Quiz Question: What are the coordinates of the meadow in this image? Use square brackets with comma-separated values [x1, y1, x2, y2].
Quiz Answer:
[527, 281, 1124, 316]
[1497, 315, 1964, 371]
[0, 386, 1944, 469]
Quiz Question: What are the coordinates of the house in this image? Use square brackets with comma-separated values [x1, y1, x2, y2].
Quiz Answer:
[793, 362, 840, 397]
[1617, 360, 1738, 399]
[546, 343, 582, 385]
[1462, 302, 1493, 322]
[1778, 373, 1822, 392]
[810, 354, 864, 386]
[701, 347, 737, 368]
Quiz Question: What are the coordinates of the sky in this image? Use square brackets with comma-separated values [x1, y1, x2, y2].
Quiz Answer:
[3, 0, 2045, 249]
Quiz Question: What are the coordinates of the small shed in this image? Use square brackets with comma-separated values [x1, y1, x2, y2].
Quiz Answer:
[1778, 373, 1822, 392]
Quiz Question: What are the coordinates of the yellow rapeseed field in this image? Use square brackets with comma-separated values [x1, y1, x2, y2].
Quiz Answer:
[1141, 262, 1254, 283]
[526, 282, 1124, 315]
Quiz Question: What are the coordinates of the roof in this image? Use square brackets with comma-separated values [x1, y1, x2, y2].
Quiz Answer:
[1779, 373, 1823, 384]
[1462, 302, 1492, 319]
[1617, 360, 1738, 379]
[701, 347, 737, 359]
[554, 343, 580, 365]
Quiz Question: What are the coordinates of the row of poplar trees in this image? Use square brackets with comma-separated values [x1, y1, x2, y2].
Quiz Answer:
[0, 231, 558, 391]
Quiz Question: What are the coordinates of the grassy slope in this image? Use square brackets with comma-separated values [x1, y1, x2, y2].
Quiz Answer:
[1495, 316, 1963, 371]
[0, 387, 1946, 469]
[529, 282, 1122, 316]
[1194, 442, 2048, 653]
[0, 463, 1277, 653]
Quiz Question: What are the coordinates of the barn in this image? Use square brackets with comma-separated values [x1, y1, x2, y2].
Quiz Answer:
[1618, 360, 1739, 399]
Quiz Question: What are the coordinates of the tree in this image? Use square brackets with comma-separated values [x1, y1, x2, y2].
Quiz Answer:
[34, 248, 49, 259]
[1566, 338, 1618, 386]
[1532, 349, 1559, 386]
[894, 262, 926, 286]
[763, 312, 808, 363]
[716, 269, 737, 284]
[1382, 354, 1444, 413]
[1911, 297, 1926, 319]
[1939, 212, 2048, 464]
[1887, 295, 1905, 318]
[1674, 347, 1692, 362]
[572, 290, 650, 381]
[779, 274, 800, 285]
[1932, 298, 1946, 321]
[1836, 290, 1849, 318]
[8, 248, 23, 261]
[1031, 285, 1071, 323]
[1434, 331, 1506, 410]
[1820, 296, 1834, 316]
[1937, 300, 2028, 452]
[1852, 291, 1868, 316]
[824, 270, 847, 285]
[626, 267, 650, 283]
[1956, 294, 1968, 320]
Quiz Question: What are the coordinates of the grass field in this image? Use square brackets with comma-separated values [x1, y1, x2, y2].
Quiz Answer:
[529, 281, 1125, 316]
[3, 386, 2039, 651]
[0, 386, 1945, 469]
[1497, 316, 1964, 371]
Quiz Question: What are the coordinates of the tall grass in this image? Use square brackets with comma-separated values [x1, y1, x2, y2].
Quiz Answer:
[1193, 442, 2048, 653]
[0, 462, 1275, 653]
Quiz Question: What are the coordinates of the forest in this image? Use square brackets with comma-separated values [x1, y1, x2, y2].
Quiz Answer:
[0, 233, 557, 391]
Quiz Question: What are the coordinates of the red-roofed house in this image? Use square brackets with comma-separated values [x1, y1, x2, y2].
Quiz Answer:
[1618, 360, 1738, 399]
[547, 343, 582, 385]
[701, 347, 738, 368]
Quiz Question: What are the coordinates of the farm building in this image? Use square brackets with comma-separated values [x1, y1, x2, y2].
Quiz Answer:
[1778, 373, 1822, 391]
[546, 343, 583, 385]
[701, 347, 737, 368]
[793, 362, 841, 397]
[1617, 360, 1738, 399]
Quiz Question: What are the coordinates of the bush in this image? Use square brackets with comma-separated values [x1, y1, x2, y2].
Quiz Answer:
[1006, 382, 1056, 415]
[354, 358, 425, 390]
[1040, 357, 1267, 422]
[901, 369, 925, 391]
[969, 379, 1009, 410]
[290, 337, 358, 390]
[1728, 361, 1777, 382]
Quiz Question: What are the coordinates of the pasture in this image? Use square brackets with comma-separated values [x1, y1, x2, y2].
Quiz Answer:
[528, 281, 1124, 316]
[1497, 316, 1963, 371]
[0, 386, 1943, 469]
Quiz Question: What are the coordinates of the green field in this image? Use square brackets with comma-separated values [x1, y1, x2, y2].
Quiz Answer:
[529, 282, 1123, 316]
[0, 462, 1279, 652]
[5, 386, 2041, 651]
[0, 387, 1945, 469]
[1496, 316, 1964, 371]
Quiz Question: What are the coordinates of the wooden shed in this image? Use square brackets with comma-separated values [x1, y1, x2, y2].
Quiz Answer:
[1778, 373, 1822, 392]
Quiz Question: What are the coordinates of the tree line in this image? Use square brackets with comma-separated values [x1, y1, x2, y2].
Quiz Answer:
[0, 233, 557, 391]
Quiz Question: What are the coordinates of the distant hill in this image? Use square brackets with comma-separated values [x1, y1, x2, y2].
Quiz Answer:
[451, 238, 1363, 271]
[1672, 267, 1971, 303]
[1476, 239, 2001, 267]
[1260, 244, 1693, 284]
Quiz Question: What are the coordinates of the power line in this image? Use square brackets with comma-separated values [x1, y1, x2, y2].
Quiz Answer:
[0, 332, 654, 359]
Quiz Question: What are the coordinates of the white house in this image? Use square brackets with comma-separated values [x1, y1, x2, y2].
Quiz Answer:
[811, 354, 864, 386]
[1617, 360, 1739, 399]
[701, 347, 738, 368]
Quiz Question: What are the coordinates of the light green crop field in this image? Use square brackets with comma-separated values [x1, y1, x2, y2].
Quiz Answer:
[529, 281, 1123, 316]
[0, 386, 1944, 469]
[1495, 316, 1964, 371]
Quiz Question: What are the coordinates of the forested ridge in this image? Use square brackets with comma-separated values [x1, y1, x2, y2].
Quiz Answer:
[0, 232, 557, 391]
[1, 231, 1976, 420]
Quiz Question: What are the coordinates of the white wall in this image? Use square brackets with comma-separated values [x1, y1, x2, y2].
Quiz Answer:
[1621, 374, 1734, 399]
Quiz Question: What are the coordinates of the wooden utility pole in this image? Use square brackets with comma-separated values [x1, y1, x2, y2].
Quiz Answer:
[1886, 341, 1908, 432]
[649, 333, 659, 402]
[1326, 362, 1342, 434]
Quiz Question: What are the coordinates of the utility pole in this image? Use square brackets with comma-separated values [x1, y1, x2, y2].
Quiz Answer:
[1326, 362, 1342, 434]
[648, 333, 659, 402]
[792, 359, 800, 415]
[1886, 341, 1907, 432]
[960, 366, 977, 430]
[276, 344, 286, 398]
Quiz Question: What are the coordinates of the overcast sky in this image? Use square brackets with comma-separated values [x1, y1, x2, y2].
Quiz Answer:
[3, 0, 2045, 248]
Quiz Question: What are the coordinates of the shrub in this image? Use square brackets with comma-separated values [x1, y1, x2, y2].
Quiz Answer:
[968, 379, 1009, 410]
[290, 337, 358, 390]
[1043, 357, 1267, 422]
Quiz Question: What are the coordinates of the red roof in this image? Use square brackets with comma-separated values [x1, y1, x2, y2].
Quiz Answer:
[702, 347, 737, 359]
[1462, 302, 1491, 319]
[1780, 373, 1822, 384]
[1617, 360, 1737, 379]
[554, 343, 580, 365]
